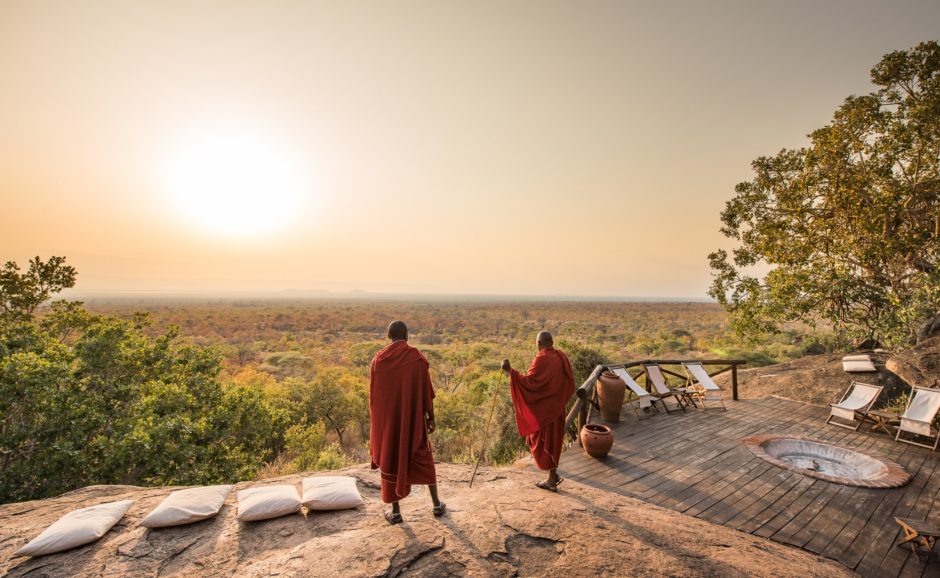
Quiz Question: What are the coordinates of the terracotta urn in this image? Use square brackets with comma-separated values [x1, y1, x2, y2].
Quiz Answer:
[597, 371, 626, 422]
[581, 423, 614, 458]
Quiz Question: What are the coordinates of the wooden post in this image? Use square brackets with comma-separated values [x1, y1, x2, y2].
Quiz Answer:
[732, 364, 738, 401]
[578, 401, 588, 446]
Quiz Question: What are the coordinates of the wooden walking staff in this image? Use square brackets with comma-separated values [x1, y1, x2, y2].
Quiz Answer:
[469, 370, 505, 488]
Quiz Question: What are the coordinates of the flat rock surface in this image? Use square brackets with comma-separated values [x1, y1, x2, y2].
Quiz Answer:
[0, 464, 856, 577]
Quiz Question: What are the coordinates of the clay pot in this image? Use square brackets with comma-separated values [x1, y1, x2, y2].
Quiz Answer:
[597, 371, 626, 422]
[581, 423, 614, 458]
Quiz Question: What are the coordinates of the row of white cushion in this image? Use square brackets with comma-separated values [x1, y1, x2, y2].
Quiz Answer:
[14, 476, 364, 558]
[843, 354, 877, 373]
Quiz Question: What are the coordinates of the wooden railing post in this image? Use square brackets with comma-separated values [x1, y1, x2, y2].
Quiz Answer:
[732, 364, 738, 401]
[578, 401, 588, 446]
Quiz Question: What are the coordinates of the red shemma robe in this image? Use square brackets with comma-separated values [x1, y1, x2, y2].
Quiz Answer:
[509, 347, 576, 471]
[369, 340, 437, 503]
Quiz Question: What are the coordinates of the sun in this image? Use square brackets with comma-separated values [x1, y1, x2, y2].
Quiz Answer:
[166, 133, 305, 236]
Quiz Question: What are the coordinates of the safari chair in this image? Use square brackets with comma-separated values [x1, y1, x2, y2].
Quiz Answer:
[682, 362, 727, 410]
[895, 517, 940, 561]
[895, 386, 940, 451]
[612, 367, 660, 419]
[826, 382, 884, 431]
[641, 364, 688, 413]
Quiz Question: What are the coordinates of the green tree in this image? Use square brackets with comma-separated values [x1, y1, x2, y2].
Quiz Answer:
[0, 256, 76, 322]
[280, 368, 369, 445]
[0, 257, 284, 504]
[709, 42, 940, 348]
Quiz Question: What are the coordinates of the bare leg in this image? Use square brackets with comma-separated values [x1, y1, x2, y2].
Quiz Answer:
[428, 484, 441, 508]
[546, 469, 558, 487]
[391, 501, 400, 514]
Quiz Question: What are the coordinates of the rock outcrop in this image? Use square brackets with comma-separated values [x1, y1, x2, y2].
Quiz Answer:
[713, 351, 909, 407]
[886, 335, 940, 390]
[0, 464, 855, 577]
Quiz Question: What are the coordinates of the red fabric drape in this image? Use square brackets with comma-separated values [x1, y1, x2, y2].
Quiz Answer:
[369, 341, 437, 503]
[509, 347, 576, 470]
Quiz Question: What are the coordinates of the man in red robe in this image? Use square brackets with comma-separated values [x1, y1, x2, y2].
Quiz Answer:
[370, 320, 445, 524]
[501, 331, 576, 492]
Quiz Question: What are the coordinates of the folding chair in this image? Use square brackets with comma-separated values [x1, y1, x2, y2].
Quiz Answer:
[612, 367, 659, 419]
[682, 362, 727, 411]
[895, 517, 940, 561]
[826, 382, 883, 431]
[895, 386, 940, 451]
[641, 364, 688, 413]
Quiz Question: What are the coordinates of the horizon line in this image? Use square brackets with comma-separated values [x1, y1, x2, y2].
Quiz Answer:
[60, 288, 716, 303]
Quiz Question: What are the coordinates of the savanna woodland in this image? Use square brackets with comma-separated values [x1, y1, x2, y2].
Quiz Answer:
[2, 43, 938, 505]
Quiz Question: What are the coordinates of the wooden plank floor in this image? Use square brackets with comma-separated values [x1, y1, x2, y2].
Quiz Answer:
[556, 397, 940, 578]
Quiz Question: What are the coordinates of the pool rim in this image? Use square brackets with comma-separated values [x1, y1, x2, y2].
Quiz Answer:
[742, 433, 911, 488]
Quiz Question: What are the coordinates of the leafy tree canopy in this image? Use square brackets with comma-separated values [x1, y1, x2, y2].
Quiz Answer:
[709, 41, 940, 348]
[0, 257, 284, 504]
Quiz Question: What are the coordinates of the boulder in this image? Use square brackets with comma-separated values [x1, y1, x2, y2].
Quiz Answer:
[886, 334, 940, 390]
[0, 464, 855, 577]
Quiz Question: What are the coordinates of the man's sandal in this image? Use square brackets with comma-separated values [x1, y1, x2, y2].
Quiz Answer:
[432, 502, 447, 517]
[384, 511, 403, 525]
[535, 481, 558, 493]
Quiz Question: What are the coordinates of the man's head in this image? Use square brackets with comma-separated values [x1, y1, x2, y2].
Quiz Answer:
[387, 320, 408, 342]
[536, 331, 553, 351]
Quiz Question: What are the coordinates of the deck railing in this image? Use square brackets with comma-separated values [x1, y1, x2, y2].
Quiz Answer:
[563, 358, 748, 436]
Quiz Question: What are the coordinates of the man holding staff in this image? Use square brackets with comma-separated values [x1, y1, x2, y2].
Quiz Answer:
[501, 331, 575, 492]
[370, 320, 445, 524]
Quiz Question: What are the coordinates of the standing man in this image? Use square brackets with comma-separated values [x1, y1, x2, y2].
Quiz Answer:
[501, 331, 576, 492]
[370, 320, 445, 524]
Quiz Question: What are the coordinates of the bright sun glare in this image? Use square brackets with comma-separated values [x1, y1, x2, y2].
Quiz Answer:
[166, 134, 305, 236]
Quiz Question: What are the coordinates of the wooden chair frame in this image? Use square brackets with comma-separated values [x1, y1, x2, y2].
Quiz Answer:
[895, 386, 940, 451]
[826, 382, 883, 431]
[681, 362, 727, 411]
[895, 517, 940, 561]
[611, 367, 660, 420]
[641, 364, 688, 413]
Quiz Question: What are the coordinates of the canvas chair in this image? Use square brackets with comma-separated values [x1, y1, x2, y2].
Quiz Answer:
[826, 382, 883, 431]
[612, 367, 660, 419]
[641, 364, 688, 413]
[682, 362, 727, 410]
[895, 386, 940, 451]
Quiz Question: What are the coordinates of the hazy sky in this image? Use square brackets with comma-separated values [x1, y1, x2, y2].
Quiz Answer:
[2, 1, 938, 297]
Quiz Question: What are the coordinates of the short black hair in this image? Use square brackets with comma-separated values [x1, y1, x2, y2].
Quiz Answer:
[387, 320, 408, 340]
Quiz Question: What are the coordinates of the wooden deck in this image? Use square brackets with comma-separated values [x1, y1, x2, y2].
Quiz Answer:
[557, 397, 940, 578]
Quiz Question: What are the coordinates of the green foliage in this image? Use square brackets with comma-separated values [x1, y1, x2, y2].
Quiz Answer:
[347, 342, 385, 367]
[709, 42, 940, 348]
[1, 256, 76, 322]
[0, 257, 284, 504]
[284, 419, 326, 472]
[709, 347, 777, 368]
[275, 368, 369, 445]
[556, 338, 611, 386]
[486, 375, 527, 465]
[314, 442, 354, 471]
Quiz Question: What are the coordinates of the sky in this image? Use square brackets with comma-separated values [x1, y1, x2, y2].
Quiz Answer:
[2, 1, 938, 298]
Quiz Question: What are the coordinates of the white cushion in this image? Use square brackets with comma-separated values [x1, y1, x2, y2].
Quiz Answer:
[236, 485, 301, 521]
[140, 485, 233, 528]
[843, 355, 872, 361]
[843, 360, 877, 372]
[302, 477, 365, 511]
[14, 500, 134, 557]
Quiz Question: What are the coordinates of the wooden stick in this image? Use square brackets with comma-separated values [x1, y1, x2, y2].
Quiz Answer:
[469, 370, 505, 488]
